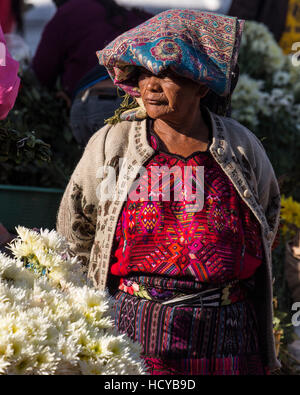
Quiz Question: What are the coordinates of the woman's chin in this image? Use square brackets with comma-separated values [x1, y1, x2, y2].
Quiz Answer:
[144, 106, 173, 120]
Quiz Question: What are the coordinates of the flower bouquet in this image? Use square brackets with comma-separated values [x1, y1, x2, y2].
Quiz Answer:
[0, 227, 145, 375]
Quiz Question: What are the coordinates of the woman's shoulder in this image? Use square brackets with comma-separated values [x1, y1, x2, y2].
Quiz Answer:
[219, 115, 265, 150]
[216, 114, 268, 160]
[216, 114, 276, 181]
[85, 120, 135, 155]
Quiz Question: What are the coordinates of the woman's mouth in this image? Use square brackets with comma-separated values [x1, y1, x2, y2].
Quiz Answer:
[145, 98, 167, 105]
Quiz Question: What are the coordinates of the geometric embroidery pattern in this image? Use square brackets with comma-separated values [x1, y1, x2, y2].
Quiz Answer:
[139, 202, 160, 233]
[110, 127, 263, 283]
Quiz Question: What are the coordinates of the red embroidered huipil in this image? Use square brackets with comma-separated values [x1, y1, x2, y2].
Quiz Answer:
[111, 124, 263, 283]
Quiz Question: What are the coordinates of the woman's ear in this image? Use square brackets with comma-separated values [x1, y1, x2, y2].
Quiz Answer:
[198, 84, 209, 99]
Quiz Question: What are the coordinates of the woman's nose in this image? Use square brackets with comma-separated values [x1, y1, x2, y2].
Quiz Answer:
[146, 76, 163, 92]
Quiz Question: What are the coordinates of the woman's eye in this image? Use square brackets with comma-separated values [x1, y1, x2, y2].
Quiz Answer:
[139, 68, 153, 78]
[157, 70, 169, 79]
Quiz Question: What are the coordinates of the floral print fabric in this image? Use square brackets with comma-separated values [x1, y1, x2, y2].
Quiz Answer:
[97, 9, 244, 97]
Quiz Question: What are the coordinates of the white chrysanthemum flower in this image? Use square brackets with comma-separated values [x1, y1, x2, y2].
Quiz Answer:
[267, 89, 295, 111]
[240, 21, 285, 74]
[68, 287, 112, 328]
[105, 335, 132, 357]
[231, 74, 272, 128]
[31, 346, 59, 375]
[34, 247, 60, 269]
[85, 337, 112, 359]
[39, 228, 68, 253]
[103, 352, 146, 375]
[29, 284, 49, 308]
[279, 95, 294, 107]
[9, 240, 34, 260]
[7, 344, 37, 375]
[66, 318, 89, 338]
[47, 266, 68, 287]
[13, 226, 41, 246]
[268, 42, 285, 71]
[4, 287, 28, 308]
[0, 357, 10, 374]
[78, 359, 105, 375]
[60, 261, 87, 288]
[273, 70, 290, 86]
[69, 286, 109, 311]
[0, 254, 34, 287]
[0, 227, 146, 375]
[56, 334, 80, 363]
[0, 291, 9, 306]
[0, 332, 14, 360]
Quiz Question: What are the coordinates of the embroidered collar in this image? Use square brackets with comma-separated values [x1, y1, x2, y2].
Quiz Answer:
[130, 108, 228, 164]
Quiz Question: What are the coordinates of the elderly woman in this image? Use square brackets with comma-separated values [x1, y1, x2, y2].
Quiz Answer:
[57, 9, 281, 375]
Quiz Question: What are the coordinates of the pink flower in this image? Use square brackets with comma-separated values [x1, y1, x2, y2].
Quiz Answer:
[119, 279, 139, 295]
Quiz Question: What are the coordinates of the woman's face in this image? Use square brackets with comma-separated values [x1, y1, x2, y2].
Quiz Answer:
[137, 68, 208, 123]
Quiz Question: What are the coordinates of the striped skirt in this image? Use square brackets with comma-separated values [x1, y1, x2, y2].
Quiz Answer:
[111, 275, 267, 375]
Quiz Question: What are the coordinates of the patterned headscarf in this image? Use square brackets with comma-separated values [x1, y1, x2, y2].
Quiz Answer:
[97, 9, 244, 118]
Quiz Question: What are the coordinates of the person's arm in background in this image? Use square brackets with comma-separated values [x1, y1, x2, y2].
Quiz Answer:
[31, 13, 64, 90]
[0, 24, 20, 120]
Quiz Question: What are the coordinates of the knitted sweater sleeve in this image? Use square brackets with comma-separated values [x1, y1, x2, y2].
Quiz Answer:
[252, 135, 281, 245]
[223, 116, 281, 246]
[56, 125, 109, 271]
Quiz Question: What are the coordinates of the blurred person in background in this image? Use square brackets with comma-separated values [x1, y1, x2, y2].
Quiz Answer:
[70, 64, 123, 147]
[0, 0, 24, 34]
[228, 0, 300, 54]
[32, 0, 152, 106]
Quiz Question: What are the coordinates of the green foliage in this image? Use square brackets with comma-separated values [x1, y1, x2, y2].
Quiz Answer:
[0, 121, 52, 185]
[0, 68, 82, 188]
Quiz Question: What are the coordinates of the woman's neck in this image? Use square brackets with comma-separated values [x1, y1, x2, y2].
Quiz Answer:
[154, 109, 209, 142]
[152, 107, 211, 156]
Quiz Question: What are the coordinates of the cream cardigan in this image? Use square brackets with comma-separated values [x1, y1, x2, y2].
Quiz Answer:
[57, 110, 281, 370]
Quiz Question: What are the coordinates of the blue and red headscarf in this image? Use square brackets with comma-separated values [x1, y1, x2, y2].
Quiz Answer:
[97, 9, 244, 100]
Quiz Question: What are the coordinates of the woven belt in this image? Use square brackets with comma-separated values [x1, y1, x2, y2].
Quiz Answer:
[162, 287, 229, 308]
[118, 278, 248, 308]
